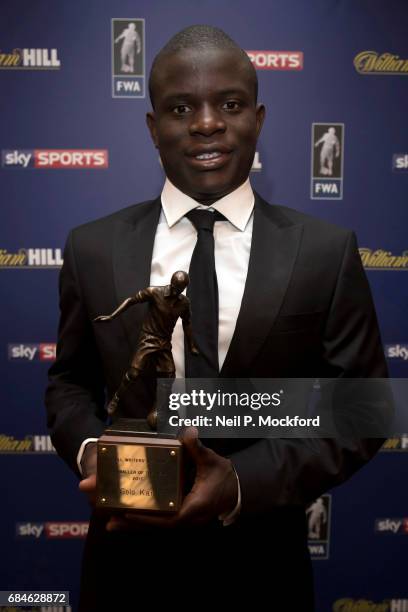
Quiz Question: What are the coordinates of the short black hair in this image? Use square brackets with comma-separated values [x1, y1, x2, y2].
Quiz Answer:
[148, 24, 258, 108]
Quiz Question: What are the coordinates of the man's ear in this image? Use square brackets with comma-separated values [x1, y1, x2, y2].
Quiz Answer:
[255, 103, 266, 138]
[146, 112, 159, 149]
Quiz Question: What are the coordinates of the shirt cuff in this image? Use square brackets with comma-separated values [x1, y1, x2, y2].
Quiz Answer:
[76, 438, 99, 476]
[218, 465, 241, 527]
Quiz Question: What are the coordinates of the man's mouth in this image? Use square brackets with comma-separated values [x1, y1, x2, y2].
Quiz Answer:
[195, 151, 223, 160]
[187, 148, 232, 170]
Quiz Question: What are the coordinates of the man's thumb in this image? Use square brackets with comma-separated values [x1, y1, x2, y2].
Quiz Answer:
[179, 426, 206, 463]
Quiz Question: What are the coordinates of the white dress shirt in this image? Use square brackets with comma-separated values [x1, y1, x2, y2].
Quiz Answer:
[151, 177, 254, 377]
[77, 177, 255, 524]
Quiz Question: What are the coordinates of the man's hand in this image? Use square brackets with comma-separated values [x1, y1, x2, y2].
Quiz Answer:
[190, 345, 199, 355]
[106, 427, 238, 532]
[78, 442, 97, 506]
[79, 473, 97, 506]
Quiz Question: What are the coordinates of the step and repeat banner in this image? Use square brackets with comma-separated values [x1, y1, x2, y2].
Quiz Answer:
[1, 1, 407, 610]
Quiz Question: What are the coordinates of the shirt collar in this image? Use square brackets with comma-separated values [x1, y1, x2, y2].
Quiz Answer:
[160, 177, 254, 231]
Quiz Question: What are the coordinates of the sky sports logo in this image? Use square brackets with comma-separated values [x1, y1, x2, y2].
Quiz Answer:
[8, 343, 56, 362]
[246, 51, 303, 70]
[385, 344, 408, 361]
[2, 149, 108, 169]
[393, 153, 408, 171]
[375, 518, 408, 534]
[16, 522, 89, 539]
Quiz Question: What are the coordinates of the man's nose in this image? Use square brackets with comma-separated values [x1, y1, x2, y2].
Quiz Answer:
[189, 104, 226, 136]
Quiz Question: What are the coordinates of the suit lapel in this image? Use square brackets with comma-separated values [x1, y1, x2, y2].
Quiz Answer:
[220, 193, 304, 376]
[113, 197, 161, 351]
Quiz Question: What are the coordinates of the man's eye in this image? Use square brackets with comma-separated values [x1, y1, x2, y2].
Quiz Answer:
[222, 101, 240, 111]
[173, 105, 191, 114]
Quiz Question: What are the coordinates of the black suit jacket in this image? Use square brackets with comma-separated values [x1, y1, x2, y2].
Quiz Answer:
[45, 192, 387, 609]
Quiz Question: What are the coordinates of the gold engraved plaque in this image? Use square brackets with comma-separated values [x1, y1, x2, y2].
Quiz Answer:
[96, 421, 183, 512]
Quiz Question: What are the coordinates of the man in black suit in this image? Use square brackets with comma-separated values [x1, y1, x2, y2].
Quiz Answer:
[46, 25, 387, 611]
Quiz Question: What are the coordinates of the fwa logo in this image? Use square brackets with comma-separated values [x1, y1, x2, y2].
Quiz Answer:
[311, 123, 344, 199]
[112, 18, 145, 98]
[306, 494, 331, 559]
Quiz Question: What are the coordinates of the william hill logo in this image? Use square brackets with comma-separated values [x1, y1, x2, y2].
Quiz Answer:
[381, 436, 408, 452]
[359, 248, 408, 270]
[0, 48, 61, 70]
[333, 599, 408, 612]
[0, 434, 55, 453]
[0, 248, 63, 268]
[354, 51, 408, 75]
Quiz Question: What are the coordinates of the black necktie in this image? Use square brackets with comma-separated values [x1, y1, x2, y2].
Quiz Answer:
[184, 209, 226, 378]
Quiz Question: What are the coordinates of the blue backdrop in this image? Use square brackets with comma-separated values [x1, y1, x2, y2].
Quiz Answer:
[1, 1, 407, 610]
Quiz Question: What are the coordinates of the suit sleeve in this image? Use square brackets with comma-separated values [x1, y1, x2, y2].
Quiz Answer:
[45, 230, 107, 477]
[230, 231, 389, 515]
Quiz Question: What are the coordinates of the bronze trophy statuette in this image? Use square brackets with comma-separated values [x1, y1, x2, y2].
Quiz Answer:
[94, 271, 198, 513]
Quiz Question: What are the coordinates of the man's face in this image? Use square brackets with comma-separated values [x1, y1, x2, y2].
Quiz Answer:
[147, 48, 265, 203]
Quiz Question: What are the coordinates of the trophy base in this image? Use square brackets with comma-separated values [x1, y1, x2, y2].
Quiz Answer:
[96, 418, 183, 513]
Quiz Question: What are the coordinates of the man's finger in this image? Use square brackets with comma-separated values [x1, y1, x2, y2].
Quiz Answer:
[78, 474, 96, 492]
